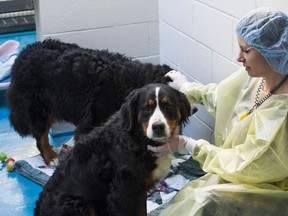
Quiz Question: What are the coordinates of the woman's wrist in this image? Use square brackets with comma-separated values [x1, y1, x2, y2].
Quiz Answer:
[177, 135, 196, 154]
[183, 138, 195, 154]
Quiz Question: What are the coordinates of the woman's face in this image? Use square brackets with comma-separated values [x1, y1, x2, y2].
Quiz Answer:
[237, 37, 273, 77]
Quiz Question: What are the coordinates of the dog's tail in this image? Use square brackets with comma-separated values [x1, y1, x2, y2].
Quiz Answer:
[6, 87, 32, 136]
[5, 40, 55, 138]
[6, 85, 49, 138]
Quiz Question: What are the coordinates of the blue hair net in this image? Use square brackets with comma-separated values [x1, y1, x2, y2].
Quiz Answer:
[236, 8, 288, 74]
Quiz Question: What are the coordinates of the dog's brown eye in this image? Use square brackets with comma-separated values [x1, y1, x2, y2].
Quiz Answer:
[144, 106, 152, 113]
[164, 104, 172, 111]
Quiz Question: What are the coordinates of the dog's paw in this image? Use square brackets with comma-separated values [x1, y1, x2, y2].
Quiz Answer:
[49, 158, 59, 166]
[43, 149, 59, 166]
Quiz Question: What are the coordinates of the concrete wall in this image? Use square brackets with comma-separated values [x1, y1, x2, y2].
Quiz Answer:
[159, 0, 288, 143]
[33, 0, 288, 141]
[33, 0, 160, 135]
[34, 0, 160, 64]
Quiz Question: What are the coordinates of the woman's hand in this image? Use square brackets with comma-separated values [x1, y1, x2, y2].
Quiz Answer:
[148, 135, 195, 157]
[165, 70, 189, 92]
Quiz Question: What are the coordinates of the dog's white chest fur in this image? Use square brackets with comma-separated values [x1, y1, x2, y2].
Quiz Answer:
[152, 154, 172, 181]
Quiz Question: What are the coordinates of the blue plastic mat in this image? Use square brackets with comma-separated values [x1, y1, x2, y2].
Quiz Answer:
[0, 31, 36, 51]
[0, 31, 36, 90]
[0, 90, 71, 216]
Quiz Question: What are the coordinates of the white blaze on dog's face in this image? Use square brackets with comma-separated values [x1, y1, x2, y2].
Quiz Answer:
[146, 87, 170, 140]
[139, 86, 182, 141]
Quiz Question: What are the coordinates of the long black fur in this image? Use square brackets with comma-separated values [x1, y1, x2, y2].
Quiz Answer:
[34, 84, 191, 216]
[6, 39, 172, 162]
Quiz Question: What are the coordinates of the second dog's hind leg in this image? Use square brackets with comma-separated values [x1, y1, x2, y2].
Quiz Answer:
[35, 114, 58, 165]
[36, 129, 58, 165]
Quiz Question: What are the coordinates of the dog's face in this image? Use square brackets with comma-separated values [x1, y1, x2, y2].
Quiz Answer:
[120, 84, 197, 141]
[138, 86, 186, 141]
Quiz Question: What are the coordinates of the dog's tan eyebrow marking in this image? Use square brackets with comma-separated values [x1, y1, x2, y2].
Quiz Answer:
[148, 99, 155, 106]
[161, 97, 169, 104]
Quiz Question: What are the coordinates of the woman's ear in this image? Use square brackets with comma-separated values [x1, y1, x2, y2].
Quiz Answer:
[119, 88, 140, 131]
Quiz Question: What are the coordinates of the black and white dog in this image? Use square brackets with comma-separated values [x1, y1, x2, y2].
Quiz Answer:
[35, 83, 197, 216]
[6, 39, 173, 165]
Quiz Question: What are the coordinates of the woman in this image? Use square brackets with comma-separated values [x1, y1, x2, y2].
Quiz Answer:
[148, 8, 288, 216]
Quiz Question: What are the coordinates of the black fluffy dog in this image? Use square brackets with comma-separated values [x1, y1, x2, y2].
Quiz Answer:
[34, 83, 195, 216]
[6, 39, 172, 165]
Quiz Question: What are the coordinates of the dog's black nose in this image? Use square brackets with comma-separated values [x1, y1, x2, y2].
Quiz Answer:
[152, 122, 165, 135]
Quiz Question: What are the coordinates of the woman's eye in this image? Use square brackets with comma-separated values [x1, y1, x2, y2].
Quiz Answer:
[241, 46, 252, 54]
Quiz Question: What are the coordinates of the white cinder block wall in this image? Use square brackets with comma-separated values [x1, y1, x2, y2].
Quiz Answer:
[34, 0, 288, 141]
[33, 0, 160, 135]
[34, 0, 160, 64]
[159, 0, 288, 143]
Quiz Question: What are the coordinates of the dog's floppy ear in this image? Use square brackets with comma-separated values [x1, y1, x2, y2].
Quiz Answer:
[119, 88, 140, 131]
[177, 91, 197, 125]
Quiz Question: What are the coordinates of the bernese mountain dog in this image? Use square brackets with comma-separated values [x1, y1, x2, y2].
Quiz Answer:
[6, 39, 173, 165]
[34, 83, 197, 216]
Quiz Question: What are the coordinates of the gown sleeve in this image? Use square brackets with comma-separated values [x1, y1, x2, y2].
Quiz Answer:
[182, 68, 288, 186]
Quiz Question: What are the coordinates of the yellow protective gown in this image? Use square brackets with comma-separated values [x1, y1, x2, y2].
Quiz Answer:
[160, 68, 288, 216]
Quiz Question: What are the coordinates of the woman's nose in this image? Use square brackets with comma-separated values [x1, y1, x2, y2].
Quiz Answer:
[237, 52, 245, 62]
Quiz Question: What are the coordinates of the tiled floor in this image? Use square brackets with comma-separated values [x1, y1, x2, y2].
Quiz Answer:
[0, 90, 71, 216]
